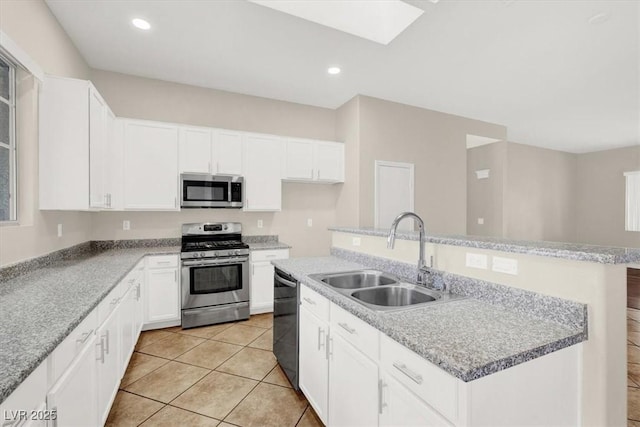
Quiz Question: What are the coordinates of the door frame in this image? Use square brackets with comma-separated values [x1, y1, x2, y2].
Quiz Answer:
[374, 160, 415, 229]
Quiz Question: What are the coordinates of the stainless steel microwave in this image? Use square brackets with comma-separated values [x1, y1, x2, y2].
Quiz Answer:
[180, 174, 243, 208]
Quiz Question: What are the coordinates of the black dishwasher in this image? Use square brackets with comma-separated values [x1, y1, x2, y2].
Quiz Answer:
[273, 267, 299, 390]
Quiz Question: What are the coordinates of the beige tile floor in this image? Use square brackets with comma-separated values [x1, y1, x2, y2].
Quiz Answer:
[107, 313, 323, 427]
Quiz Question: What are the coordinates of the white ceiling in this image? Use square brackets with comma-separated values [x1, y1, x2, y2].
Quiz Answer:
[45, 0, 639, 153]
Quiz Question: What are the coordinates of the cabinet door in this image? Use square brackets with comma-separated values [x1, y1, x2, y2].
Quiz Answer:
[145, 268, 180, 324]
[314, 142, 344, 182]
[179, 127, 212, 174]
[133, 279, 144, 339]
[89, 88, 107, 208]
[380, 373, 452, 427]
[250, 261, 274, 314]
[104, 109, 123, 210]
[243, 135, 283, 211]
[299, 307, 329, 425]
[285, 139, 314, 181]
[328, 333, 379, 427]
[214, 130, 243, 175]
[46, 334, 98, 427]
[123, 120, 179, 210]
[97, 307, 121, 425]
[120, 285, 136, 373]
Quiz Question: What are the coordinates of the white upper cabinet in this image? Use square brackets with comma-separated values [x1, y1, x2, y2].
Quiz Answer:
[243, 134, 283, 211]
[179, 126, 213, 174]
[315, 141, 344, 182]
[283, 138, 344, 183]
[123, 119, 179, 210]
[89, 87, 108, 209]
[215, 129, 244, 175]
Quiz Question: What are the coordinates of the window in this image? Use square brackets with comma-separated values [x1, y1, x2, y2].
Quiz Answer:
[0, 53, 16, 222]
[625, 171, 640, 232]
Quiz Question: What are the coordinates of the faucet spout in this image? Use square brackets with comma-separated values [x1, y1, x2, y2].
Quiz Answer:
[387, 212, 429, 285]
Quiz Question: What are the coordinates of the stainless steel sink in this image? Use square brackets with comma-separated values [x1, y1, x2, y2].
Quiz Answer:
[351, 286, 438, 307]
[309, 270, 399, 289]
[309, 270, 465, 312]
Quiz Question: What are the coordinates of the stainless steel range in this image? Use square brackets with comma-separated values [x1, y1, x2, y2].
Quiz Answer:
[181, 222, 250, 328]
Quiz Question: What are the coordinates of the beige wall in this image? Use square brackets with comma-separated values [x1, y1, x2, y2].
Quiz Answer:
[334, 96, 360, 227]
[355, 95, 507, 234]
[575, 145, 640, 248]
[0, 0, 92, 267]
[504, 142, 578, 242]
[466, 141, 507, 237]
[89, 70, 340, 257]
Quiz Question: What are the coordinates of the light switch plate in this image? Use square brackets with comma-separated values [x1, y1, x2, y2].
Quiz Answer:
[477, 217, 484, 225]
[466, 253, 488, 269]
[307, 218, 313, 227]
[57, 224, 63, 237]
[257, 219, 263, 228]
[493, 256, 518, 275]
[123, 220, 130, 230]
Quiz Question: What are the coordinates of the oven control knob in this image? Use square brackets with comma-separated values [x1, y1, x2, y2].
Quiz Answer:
[234, 250, 240, 256]
[198, 252, 205, 258]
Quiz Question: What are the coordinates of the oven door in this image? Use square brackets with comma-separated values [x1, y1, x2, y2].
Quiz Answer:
[181, 257, 250, 309]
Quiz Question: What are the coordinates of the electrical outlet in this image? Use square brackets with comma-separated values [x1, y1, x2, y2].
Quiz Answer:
[465, 253, 488, 269]
[352, 237, 361, 246]
[307, 218, 313, 227]
[123, 220, 130, 231]
[493, 256, 518, 275]
[257, 219, 263, 228]
[477, 217, 484, 225]
[57, 224, 63, 237]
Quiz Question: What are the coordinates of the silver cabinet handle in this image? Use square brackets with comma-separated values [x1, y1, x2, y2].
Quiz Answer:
[96, 338, 105, 364]
[338, 322, 356, 334]
[216, 161, 220, 173]
[392, 362, 423, 385]
[264, 254, 277, 258]
[76, 329, 94, 344]
[110, 297, 119, 305]
[174, 270, 178, 282]
[156, 260, 172, 265]
[378, 379, 387, 414]
[317, 327, 325, 351]
[310, 168, 314, 179]
[104, 330, 110, 355]
[326, 336, 333, 360]
[136, 283, 141, 300]
[317, 169, 320, 180]
[174, 197, 178, 208]
[208, 161, 212, 174]
[302, 297, 316, 305]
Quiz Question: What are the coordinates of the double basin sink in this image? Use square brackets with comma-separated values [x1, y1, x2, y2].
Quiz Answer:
[308, 270, 464, 312]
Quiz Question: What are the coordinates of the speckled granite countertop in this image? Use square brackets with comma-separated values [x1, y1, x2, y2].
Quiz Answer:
[272, 256, 586, 382]
[0, 246, 179, 404]
[329, 226, 640, 264]
[243, 235, 291, 251]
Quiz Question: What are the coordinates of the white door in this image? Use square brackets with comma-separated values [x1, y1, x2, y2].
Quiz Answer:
[380, 373, 451, 426]
[46, 335, 98, 427]
[328, 333, 379, 427]
[243, 135, 283, 211]
[299, 307, 329, 425]
[123, 120, 179, 210]
[97, 308, 121, 425]
[250, 261, 275, 314]
[314, 142, 344, 182]
[375, 160, 414, 230]
[215, 130, 243, 175]
[145, 268, 180, 324]
[179, 127, 212, 174]
[285, 139, 314, 180]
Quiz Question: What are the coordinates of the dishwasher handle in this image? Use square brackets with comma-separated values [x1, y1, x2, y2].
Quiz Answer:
[274, 270, 298, 288]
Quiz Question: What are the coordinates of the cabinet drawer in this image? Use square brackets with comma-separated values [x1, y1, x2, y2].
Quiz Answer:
[97, 283, 124, 326]
[146, 254, 178, 269]
[50, 310, 97, 384]
[300, 285, 329, 322]
[0, 361, 47, 420]
[250, 249, 289, 262]
[330, 303, 379, 361]
[380, 333, 458, 422]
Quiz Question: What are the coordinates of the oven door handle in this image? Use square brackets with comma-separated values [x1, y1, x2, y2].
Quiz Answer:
[182, 257, 248, 267]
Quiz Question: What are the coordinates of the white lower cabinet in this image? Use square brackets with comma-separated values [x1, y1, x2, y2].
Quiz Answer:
[46, 334, 98, 427]
[96, 307, 121, 426]
[379, 372, 451, 427]
[250, 249, 289, 314]
[299, 306, 329, 424]
[144, 255, 181, 330]
[297, 284, 581, 427]
[328, 333, 379, 427]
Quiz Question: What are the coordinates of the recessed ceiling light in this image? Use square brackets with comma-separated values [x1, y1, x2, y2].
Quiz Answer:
[327, 67, 341, 75]
[132, 18, 151, 30]
[588, 11, 611, 25]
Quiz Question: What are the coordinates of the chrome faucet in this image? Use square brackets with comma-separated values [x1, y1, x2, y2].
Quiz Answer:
[387, 212, 432, 289]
